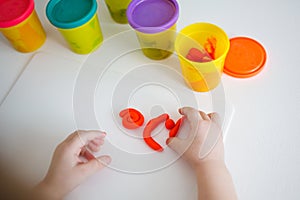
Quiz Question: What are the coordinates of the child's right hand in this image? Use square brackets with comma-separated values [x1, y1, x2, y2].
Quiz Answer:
[167, 107, 238, 200]
[167, 107, 225, 169]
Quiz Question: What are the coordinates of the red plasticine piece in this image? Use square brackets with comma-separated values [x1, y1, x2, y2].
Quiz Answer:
[189, 48, 206, 59]
[186, 53, 196, 61]
[165, 119, 175, 130]
[169, 117, 183, 138]
[186, 48, 212, 62]
[119, 108, 144, 129]
[83, 149, 95, 161]
[143, 113, 169, 152]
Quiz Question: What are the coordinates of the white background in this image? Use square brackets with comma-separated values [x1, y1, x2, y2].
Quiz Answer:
[0, 0, 300, 199]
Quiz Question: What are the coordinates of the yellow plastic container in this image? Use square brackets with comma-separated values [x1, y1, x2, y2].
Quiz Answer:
[135, 24, 177, 60]
[175, 23, 230, 92]
[46, 0, 103, 54]
[58, 14, 103, 54]
[127, 0, 179, 60]
[104, 0, 132, 24]
[0, 0, 46, 53]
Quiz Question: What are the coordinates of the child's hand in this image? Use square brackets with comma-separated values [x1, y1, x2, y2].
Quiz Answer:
[167, 107, 238, 200]
[167, 107, 224, 169]
[34, 130, 111, 200]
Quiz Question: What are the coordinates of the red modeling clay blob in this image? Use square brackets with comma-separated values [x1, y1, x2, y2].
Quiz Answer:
[186, 47, 212, 62]
[186, 53, 196, 61]
[143, 113, 169, 152]
[190, 48, 206, 59]
[81, 148, 95, 161]
[165, 119, 175, 130]
[169, 117, 183, 138]
[119, 108, 144, 129]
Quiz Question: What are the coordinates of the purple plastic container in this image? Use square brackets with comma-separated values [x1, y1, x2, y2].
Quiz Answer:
[127, 0, 179, 60]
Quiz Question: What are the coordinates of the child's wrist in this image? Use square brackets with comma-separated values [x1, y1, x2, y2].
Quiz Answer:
[193, 159, 226, 173]
[32, 180, 64, 200]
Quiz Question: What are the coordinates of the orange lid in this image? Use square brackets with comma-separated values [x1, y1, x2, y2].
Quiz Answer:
[224, 37, 267, 78]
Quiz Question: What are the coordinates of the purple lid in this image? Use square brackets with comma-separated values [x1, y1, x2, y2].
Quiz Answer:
[127, 0, 179, 34]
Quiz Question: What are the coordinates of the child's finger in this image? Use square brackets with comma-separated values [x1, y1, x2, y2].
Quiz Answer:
[66, 130, 106, 152]
[199, 111, 210, 120]
[91, 138, 105, 146]
[208, 112, 221, 126]
[88, 138, 105, 152]
[179, 107, 202, 120]
[179, 107, 202, 131]
[87, 142, 101, 152]
[77, 155, 111, 177]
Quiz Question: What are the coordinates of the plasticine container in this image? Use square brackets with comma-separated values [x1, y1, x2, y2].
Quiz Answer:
[127, 0, 179, 60]
[104, 0, 132, 24]
[175, 23, 230, 92]
[46, 0, 103, 54]
[0, 0, 46, 53]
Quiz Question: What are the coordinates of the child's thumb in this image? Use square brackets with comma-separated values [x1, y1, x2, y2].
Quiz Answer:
[79, 156, 111, 177]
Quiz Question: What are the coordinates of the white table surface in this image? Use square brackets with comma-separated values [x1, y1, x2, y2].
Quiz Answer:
[1, 0, 300, 199]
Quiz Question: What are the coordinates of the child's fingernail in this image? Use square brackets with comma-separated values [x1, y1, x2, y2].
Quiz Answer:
[98, 132, 106, 138]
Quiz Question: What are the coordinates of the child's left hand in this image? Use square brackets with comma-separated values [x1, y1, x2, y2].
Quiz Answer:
[33, 130, 111, 200]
